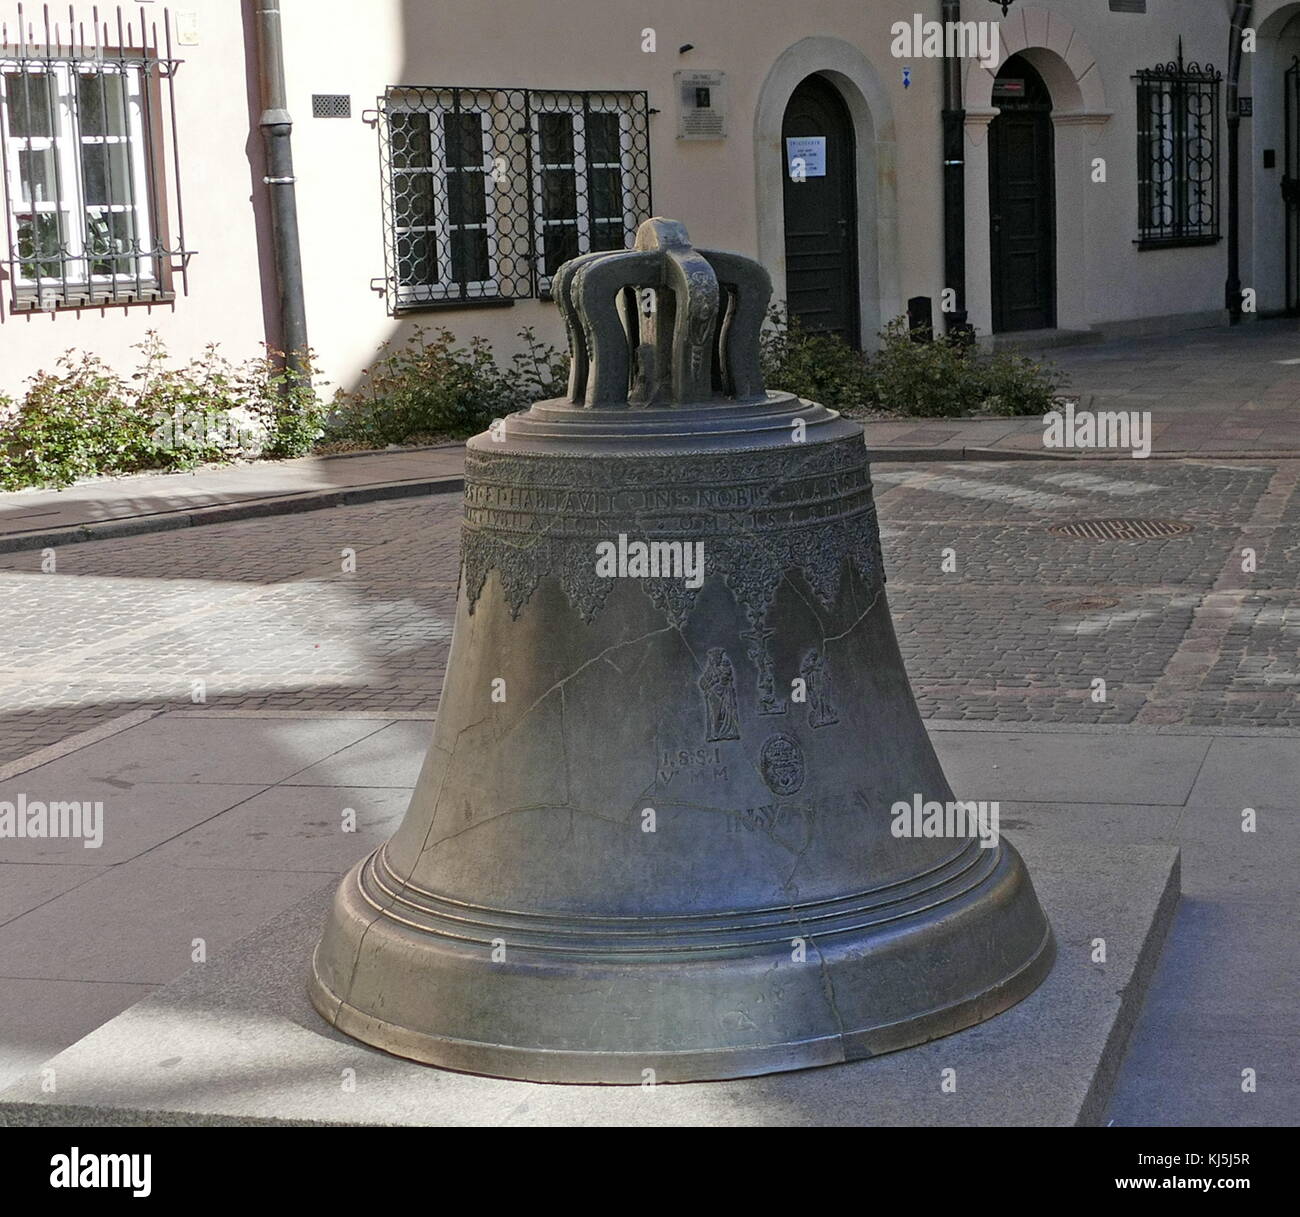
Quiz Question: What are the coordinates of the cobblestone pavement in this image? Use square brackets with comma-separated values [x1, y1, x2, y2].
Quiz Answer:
[1, 457, 1297, 764]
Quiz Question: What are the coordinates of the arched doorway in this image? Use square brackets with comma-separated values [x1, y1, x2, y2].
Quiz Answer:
[781, 74, 860, 346]
[989, 54, 1056, 332]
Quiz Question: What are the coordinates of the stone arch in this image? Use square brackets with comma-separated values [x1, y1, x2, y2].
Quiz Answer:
[964, 6, 1108, 114]
[754, 37, 901, 346]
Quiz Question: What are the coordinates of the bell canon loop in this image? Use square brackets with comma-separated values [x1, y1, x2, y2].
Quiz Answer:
[309, 217, 1055, 1084]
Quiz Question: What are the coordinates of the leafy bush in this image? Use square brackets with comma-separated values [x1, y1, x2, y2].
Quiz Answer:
[760, 306, 874, 413]
[326, 325, 569, 447]
[1, 351, 150, 489]
[133, 335, 325, 464]
[975, 346, 1063, 417]
[760, 309, 1063, 419]
[0, 334, 325, 491]
[867, 318, 1060, 418]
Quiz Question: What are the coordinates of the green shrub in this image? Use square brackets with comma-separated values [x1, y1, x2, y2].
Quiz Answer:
[0, 334, 326, 491]
[265, 354, 329, 458]
[0, 351, 150, 489]
[326, 325, 569, 447]
[862, 318, 977, 417]
[760, 310, 1063, 419]
[865, 318, 1062, 418]
[133, 335, 325, 464]
[760, 306, 874, 413]
[975, 347, 1063, 417]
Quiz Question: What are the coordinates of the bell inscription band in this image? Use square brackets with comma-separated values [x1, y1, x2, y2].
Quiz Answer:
[309, 218, 1054, 1084]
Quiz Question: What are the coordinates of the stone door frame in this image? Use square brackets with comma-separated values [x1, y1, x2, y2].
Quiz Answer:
[755, 36, 901, 349]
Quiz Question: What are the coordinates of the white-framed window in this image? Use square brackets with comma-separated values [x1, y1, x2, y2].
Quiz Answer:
[0, 61, 159, 304]
[532, 97, 640, 295]
[385, 93, 498, 307]
[376, 86, 651, 313]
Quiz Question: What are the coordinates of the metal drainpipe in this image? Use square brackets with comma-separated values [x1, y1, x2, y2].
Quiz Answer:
[1226, 1, 1253, 325]
[941, 0, 970, 335]
[254, 1, 309, 375]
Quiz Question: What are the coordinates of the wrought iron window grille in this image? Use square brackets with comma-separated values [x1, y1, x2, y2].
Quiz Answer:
[0, 3, 195, 313]
[373, 86, 652, 315]
[1135, 40, 1222, 249]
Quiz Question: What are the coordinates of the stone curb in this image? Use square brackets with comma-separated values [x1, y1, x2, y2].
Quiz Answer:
[0, 476, 464, 554]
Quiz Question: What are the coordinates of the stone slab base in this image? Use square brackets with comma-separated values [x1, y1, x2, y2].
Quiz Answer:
[0, 839, 1179, 1127]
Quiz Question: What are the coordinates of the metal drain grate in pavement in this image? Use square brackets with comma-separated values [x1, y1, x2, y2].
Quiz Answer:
[1047, 595, 1121, 612]
[1048, 518, 1194, 541]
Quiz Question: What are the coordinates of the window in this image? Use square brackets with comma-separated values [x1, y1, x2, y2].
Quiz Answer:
[1135, 44, 1222, 248]
[0, 9, 193, 311]
[376, 87, 651, 313]
[386, 97, 497, 306]
[534, 103, 638, 294]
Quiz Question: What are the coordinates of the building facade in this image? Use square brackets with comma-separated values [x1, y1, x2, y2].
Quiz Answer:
[0, 0, 1296, 400]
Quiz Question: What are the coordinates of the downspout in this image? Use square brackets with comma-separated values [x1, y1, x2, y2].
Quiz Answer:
[1225, 1, 1253, 325]
[941, 0, 970, 335]
[253, 1, 309, 374]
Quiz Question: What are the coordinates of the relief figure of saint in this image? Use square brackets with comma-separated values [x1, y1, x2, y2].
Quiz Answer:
[699, 647, 741, 742]
[801, 647, 839, 728]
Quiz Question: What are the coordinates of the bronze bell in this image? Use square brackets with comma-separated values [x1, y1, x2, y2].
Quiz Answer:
[309, 218, 1054, 1083]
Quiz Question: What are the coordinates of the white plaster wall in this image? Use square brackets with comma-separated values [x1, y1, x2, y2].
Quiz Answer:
[965, 0, 1232, 335]
[0, 0, 1263, 400]
[279, 0, 944, 391]
[283, 0, 1246, 380]
[0, 0, 265, 397]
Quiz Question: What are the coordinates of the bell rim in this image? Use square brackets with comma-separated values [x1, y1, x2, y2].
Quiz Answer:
[309, 839, 1056, 1085]
[308, 925, 1056, 1086]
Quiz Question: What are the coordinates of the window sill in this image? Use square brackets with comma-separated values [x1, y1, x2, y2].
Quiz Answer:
[390, 295, 516, 317]
[1134, 236, 1222, 251]
[11, 288, 176, 312]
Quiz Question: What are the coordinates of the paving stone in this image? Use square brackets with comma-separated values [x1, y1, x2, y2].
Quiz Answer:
[930, 730, 1210, 805]
[1184, 737, 1300, 810]
[1108, 1029, 1300, 1127]
[0, 978, 155, 1094]
[0, 779, 266, 865]
[1176, 802, 1300, 899]
[1116, 897, 1299, 1035]
[282, 722, 434, 788]
[0, 855, 336, 984]
[0, 864, 107, 925]
[147, 785, 409, 873]
[5, 717, 392, 788]
[0, 460, 1296, 763]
